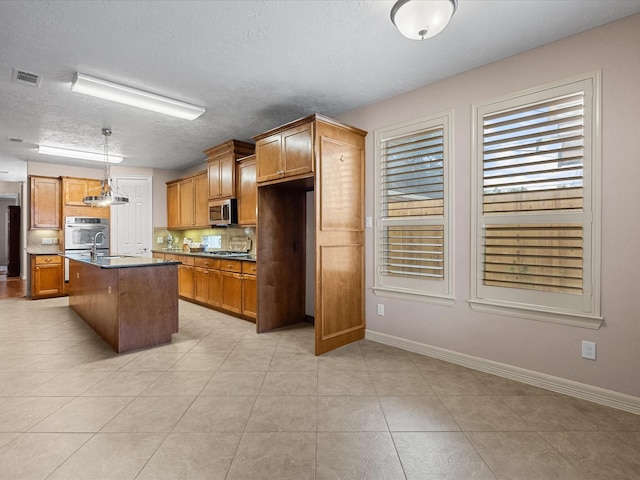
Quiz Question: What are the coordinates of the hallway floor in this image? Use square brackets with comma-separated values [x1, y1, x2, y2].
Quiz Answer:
[1, 297, 639, 479]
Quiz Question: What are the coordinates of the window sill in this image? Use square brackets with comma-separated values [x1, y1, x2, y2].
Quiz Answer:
[468, 299, 603, 329]
[373, 287, 455, 307]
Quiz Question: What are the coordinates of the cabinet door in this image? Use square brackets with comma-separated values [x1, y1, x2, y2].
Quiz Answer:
[219, 156, 235, 198]
[282, 122, 313, 177]
[64, 178, 89, 206]
[314, 125, 366, 355]
[208, 160, 222, 199]
[207, 269, 222, 307]
[242, 274, 257, 320]
[179, 178, 194, 227]
[178, 264, 195, 299]
[194, 173, 209, 227]
[221, 271, 242, 314]
[167, 182, 179, 228]
[237, 156, 257, 225]
[30, 176, 60, 229]
[194, 267, 209, 303]
[256, 134, 282, 183]
[32, 256, 63, 298]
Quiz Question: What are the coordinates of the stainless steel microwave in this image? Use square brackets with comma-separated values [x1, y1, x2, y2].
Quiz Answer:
[209, 198, 237, 226]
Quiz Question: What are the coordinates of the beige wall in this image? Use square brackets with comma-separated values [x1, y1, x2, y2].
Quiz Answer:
[338, 14, 640, 398]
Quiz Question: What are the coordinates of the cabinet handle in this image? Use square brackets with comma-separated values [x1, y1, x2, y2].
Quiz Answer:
[44, 258, 52, 263]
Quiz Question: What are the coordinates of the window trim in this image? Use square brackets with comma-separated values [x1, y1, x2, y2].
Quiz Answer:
[373, 111, 455, 305]
[469, 71, 602, 329]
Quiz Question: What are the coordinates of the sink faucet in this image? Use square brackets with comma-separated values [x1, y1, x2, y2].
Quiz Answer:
[91, 231, 105, 259]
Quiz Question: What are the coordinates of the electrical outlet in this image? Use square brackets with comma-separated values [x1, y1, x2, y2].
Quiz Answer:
[366, 216, 373, 228]
[157, 236, 164, 243]
[41, 237, 52, 245]
[581, 340, 596, 360]
[377, 304, 385, 316]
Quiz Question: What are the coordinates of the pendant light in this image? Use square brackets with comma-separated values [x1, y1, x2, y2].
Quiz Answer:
[391, 0, 458, 40]
[82, 128, 129, 206]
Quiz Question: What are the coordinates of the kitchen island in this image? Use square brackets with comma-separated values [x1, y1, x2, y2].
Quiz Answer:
[64, 253, 181, 353]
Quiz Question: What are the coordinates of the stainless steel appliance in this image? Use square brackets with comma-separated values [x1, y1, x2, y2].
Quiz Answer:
[64, 217, 109, 282]
[208, 198, 237, 226]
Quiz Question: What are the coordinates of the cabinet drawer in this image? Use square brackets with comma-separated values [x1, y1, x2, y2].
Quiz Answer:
[164, 253, 194, 265]
[220, 259, 242, 273]
[35, 255, 61, 265]
[195, 257, 220, 269]
[242, 262, 257, 275]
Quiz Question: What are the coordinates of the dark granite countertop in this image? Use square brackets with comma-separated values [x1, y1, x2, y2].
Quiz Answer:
[63, 252, 181, 269]
[153, 249, 256, 262]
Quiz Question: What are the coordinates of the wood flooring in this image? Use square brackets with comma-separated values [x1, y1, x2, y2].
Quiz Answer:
[0, 273, 26, 298]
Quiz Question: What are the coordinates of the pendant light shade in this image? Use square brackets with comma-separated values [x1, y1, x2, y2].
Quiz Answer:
[83, 129, 129, 207]
[391, 0, 458, 40]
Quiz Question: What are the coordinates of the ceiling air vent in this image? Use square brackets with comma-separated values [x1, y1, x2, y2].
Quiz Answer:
[12, 68, 42, 87]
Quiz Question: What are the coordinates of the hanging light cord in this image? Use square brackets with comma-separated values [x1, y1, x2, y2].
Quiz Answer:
[102, 128, 112, 196]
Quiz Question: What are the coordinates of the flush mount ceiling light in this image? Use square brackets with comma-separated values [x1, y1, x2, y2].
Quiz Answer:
[38, 145, 123, 164]
[83, 128, 129, 207]
[391, 0, 458, 40]
[71, 73, 205, 121]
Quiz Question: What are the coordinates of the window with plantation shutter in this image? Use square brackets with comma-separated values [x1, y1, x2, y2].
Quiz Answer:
[374, 113, 453, 303]
[471, 73, 602, 328]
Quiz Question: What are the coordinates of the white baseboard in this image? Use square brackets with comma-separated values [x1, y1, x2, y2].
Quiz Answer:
[365, 329, 640, 415]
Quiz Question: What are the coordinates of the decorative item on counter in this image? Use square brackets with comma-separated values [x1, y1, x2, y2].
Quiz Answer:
[166, 233, 174, 249]
[190, 242, 204, 253]
[182, 238, 192, 252]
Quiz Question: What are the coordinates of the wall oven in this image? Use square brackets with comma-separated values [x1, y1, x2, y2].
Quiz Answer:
[209, 198, 237, 226]
[64, 217, 109, 282]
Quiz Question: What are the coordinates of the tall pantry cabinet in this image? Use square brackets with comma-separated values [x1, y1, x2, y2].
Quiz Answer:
[254, 114, 366, 355]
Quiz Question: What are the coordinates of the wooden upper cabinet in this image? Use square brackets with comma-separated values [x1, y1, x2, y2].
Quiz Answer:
[194, 171, 209, 227]
[204, 139, 255, 200]
[208, 156, 235, 199]
[179, 177, 195, 227]
[167, 182, 179, 229]
[30, 176, 61, 229]
[166, 171, 208, 229]
[237, 154, 257, 226]
[254, 120, 313, 183]
[62, 177, 102, 206]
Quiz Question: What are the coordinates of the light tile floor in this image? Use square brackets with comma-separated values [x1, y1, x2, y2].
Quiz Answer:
[1, 296, 639, 479]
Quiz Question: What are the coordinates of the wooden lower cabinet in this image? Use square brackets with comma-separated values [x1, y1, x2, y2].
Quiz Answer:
[194, 257, 222, 307]
[165, 253, 195, 299]
[162, 252, 257, 320]
[178, 264, 195, 299]
[31, 255, 63, 299]
[221, 260, 243, 314]
[242, 261, 257, 320]
[242, 274, 257, 320]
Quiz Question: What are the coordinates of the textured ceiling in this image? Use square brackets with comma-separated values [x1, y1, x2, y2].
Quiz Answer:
[1, 0, 639, 182]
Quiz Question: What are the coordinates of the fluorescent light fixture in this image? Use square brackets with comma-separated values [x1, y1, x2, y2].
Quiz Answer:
[38, 145, 123, 164]
[71, 73, 205, 120]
